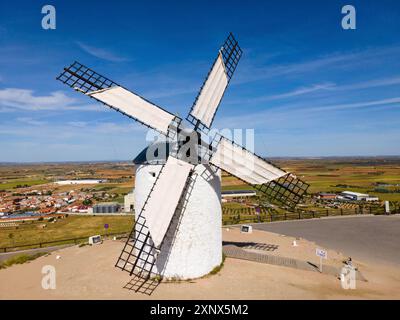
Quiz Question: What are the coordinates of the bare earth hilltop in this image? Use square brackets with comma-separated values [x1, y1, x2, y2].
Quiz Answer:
[0, 227, 399, 300]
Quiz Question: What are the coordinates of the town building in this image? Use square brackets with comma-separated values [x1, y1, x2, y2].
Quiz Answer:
[124, 191, 135, 213]
[317, 193, 337, 200]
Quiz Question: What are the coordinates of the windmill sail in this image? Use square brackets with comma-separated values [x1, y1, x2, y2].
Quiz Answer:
[57, 61, 175, 135]
[142, 156, 194, 247]
[187, 33, 242, 130]
[116, 155, 194, 277]
[209, 136, 309, 207]
[115, 209, 158, 278]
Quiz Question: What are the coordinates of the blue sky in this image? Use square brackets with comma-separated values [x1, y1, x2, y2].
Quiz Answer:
[0, 0, 399, 162]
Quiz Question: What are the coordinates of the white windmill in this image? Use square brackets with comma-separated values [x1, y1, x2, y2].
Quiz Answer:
[57, 33, 308, 284]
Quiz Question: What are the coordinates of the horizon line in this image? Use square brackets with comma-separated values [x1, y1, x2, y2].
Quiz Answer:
[1, 155, 400, 165]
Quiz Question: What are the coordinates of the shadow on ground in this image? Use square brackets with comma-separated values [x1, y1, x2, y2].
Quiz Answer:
[123, 275, 160, 295]
[223, 241, 279, 252]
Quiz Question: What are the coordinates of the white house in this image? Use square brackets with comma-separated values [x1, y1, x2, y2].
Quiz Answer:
[340, 191, 379, 202]
[124, 191, 135, 213]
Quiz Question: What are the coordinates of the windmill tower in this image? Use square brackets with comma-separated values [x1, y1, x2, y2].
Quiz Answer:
[57, 33, 309, 282]
[132, 142, 222, 279]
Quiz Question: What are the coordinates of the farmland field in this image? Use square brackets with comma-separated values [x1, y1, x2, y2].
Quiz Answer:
[0, 215, 133, 248]
[0, 162, 135, 201]
[222, 157, 400, 202]
[2, 157, 400, 201]
[1, 157, 400, 249]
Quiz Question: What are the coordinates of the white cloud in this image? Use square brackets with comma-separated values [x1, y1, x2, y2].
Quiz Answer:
[67, 121, 87, 128]
[0, 120, 149, 161]
[235, 45, 400, 85]
[228, 83, 335, 105]
[0, 120, 144, 138]
[308, 97, 400, 112]
[0, 88, 75, 111]
[216, 97, 400, 129]
[0, 88, 103, 112]
[335, 76, 400, 91]
[226, 75, 400, 106]
[16, 117, 46, 126]
[77, 42, 129, 62]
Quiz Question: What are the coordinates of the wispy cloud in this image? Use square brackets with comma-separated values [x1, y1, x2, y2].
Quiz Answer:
[0, 120, 147, 161]
[308, 97, 400, 112]
[121, 60, 211, 100]
[76, 42, 129, 62]
[67, 121, 88, 128]
[225, 74, 400, 107]
[0, 88, 75, 111]
[334, 76, 400, 91]
[16, 117, 46, 126]
[216, 97, 400, 129]
[0, 88, 103, 112]
[235, 45, 400, 85]
[228, 83, 335, 105]
[0, 121, 144, 138]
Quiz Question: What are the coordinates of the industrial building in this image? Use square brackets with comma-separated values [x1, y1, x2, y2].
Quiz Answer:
[221, 190, 256, 198]
[339, 191, 379, 202]
[92, 202, 121, 214]
[55, 179, 106, 185]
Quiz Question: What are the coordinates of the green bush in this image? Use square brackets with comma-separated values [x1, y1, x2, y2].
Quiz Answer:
[209, 253, 226, 275]
[0, 252, 47, 269]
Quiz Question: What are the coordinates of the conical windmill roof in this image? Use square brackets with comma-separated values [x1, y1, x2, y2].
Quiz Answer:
[133, 142, 171, 165]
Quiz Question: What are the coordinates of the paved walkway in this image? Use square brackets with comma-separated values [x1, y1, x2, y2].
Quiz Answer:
[223, 244, 343, 278]
[251, 215, 400, 266]
[0, 244, 73, 263]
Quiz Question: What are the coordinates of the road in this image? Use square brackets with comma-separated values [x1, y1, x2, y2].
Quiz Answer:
[252, 215, 400, 266]
[0, 244, 73, 263]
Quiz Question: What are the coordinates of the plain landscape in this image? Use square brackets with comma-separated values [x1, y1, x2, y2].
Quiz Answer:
[1, 156, 400, 250]
[0, 156, 400, 299]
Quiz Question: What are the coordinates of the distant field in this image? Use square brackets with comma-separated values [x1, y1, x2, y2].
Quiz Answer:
[0, 215, 133, 248]
[220, 158, 400, 202]
[1, 158, 399, 250]
[1, 158, 399, 202]
[0, 162, 134, 204]
[279, 158, 400, 202]
[0, 179, 49, 190]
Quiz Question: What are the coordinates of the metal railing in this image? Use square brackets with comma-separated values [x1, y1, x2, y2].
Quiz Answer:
[2, 207, 398, 252]
[222, 207, 398, 226]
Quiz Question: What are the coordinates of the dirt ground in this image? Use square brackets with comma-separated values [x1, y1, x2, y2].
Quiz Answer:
[0, 228, 399, 300]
